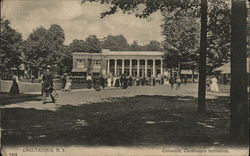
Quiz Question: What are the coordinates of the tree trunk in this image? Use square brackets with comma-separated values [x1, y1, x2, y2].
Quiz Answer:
[230, 0, 249, 142]
[170, 67, 173, 77]
[197, 0, 207, 113]
[192, 68, 195, 83]
[178, 61, 181, 78]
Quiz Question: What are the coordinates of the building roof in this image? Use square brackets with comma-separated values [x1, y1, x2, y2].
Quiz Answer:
[73, 49, 164, 56]
[213, 58, 250, 74]
[102, 50, 163, 56]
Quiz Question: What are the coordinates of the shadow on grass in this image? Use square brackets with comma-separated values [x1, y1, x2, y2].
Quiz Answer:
[1, 95, 235, 146]
[0, 93, 41, 105]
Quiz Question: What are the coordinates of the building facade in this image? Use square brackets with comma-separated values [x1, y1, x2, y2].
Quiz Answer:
[72, 49, 164, 78]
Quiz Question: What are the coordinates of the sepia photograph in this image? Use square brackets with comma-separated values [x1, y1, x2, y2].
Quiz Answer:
[0, 0, 249, 155]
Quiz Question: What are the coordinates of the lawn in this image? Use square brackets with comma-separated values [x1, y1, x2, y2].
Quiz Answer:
[1, 93, 233, 147]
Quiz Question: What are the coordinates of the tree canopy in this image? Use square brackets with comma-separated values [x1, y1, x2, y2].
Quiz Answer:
[23, 24, 72, 74]
[161, 0, 230, 73]
[102, 35, 130, 51]
[161, 8, 200, 71]
[0, 17, 23, 70]
[82, 0, 199, 18]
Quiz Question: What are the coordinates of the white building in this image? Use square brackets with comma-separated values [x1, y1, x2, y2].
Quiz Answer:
[72, 49, 164, 78]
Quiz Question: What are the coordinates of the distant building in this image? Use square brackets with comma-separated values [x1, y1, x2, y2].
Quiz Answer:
[213, 57, 250, 84]
[72, 49, 164, 78]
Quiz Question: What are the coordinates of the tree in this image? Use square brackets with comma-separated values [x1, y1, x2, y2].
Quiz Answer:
[24, 24, 71, 76]
[0, 17, 23, 72]
[129, 41, 143, 51]
[102, 35, 130, 51]
[144, 40, 162, 51]
[197, 0, 207, 113]
[207, 0, 231, 73]
[69, 39, 88, 52]
[56, 45, 72, 75]
[85, 35, 101, 53]
[230, 0, 248, 142]
[247, 12, 250, 56]
[45, 24, 66, 66]
[161, 8, 200, 77]
[24, 26, 51, 72]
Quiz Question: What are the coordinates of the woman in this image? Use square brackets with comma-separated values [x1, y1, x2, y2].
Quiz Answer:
[112, 76, 117, 87]
[107, 76, 112, 88]
[210, 76, 219, 92]
[9, 73, 20, 95]
[86, 74, 92, 89]
[63, 76, 72, 91]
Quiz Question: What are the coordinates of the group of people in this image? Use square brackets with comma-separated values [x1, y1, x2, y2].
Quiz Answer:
[168, 76, 188, 90]
[8, 67, 220, 105]
[86, 74, 132, 91]
[85, 74, 165, 91]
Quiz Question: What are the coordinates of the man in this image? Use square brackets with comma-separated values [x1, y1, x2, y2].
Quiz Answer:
[93, 75, 101, 91]
[128, 76, 133, 86]
[169, 76, 174, 89]
[100, 75, 105, 89]
[183, 76, 187, 86]
[176, 77, 181, 90]
[42, 66, 55, 104]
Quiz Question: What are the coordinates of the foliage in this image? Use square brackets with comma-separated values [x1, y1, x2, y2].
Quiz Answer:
[24, 24, 72, 75]
[85, 35, 102, 53]
[82, 0, 199, 18]
[207, 0, 231, 73]
[129, 41, 143, 51]
[161, 8, 200, 70]
[102, 35, 130, 51]
[69, 39, 87, 52]
[161, 0, 230, 73]
[144, 40, 162, 51]
[0, 17, 23, 70]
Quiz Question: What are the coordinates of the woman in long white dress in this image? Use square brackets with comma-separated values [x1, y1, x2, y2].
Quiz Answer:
[112, 76, 117, 87]
[107, 76, 112, 88]
[210, 76, 219, 92]
[63, 76, 72, 91]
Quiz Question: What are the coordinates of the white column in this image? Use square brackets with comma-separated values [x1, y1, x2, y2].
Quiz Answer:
[145, 59, 148, 77]
[122, 59, 125, 74]
[114, 59, 117, 76]
[129, 59, 132, 76]
[137, 59, 140, 77]
[107, 59, 110, 74]
[153, 59, 156, 77]
[160, 59, 163, 74]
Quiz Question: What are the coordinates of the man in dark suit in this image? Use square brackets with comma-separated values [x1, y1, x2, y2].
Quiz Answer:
[42, 66, 55, 104]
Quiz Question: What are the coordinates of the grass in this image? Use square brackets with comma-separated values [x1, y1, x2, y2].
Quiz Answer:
[1, 94, 235, 147]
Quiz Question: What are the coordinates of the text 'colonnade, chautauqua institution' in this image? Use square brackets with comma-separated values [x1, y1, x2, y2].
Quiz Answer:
[72, 49, 164, 78]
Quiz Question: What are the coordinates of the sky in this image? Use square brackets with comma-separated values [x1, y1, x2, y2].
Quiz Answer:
[1, 0, 164, 45]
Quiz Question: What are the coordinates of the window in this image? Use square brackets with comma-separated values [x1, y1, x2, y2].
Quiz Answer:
[94, 60, 100, 65]
[77, 59, 84, 68]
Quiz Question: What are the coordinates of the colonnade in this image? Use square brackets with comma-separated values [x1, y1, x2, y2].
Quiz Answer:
[107, 59, 163, 77]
